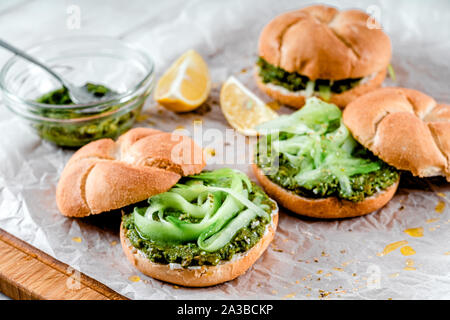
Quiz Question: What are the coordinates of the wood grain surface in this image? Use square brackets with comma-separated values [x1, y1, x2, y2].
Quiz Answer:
[0, 228, 127, 300]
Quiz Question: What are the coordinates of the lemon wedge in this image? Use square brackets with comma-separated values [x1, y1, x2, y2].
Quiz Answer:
[220, 76, 278, 135]
[155, 49, 211, 112]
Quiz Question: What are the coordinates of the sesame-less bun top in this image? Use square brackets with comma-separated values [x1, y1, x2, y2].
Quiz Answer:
[343, 87, 450, 180]
[258, 5, 392, 80]
[56, 128, 206, 217]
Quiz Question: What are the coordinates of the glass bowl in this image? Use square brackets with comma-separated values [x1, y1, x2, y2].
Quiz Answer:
[0, 36, 155, 147]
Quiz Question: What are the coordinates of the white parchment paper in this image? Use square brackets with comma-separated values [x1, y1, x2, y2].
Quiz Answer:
[0, 0, 449, 300]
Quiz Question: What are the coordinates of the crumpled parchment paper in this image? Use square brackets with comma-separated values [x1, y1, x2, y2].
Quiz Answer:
[0, 0, 449, 300]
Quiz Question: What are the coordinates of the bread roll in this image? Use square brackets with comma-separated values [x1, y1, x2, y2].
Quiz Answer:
[258, 5, 391, 80]
[343, 87, 450, 180]
[256, 5, 391, 108]
[120, 209, 278, 287]
[56, 128, 206, 217]
[252, 164, 399, 219]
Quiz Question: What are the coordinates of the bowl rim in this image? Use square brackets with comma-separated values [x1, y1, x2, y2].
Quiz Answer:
[0, 35, 155, 112]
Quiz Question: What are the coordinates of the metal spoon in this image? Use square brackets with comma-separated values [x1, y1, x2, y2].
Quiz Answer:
[0, 38, 113, 104]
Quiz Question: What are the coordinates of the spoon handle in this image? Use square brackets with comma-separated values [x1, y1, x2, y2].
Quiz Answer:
[0, 38, 65, 86]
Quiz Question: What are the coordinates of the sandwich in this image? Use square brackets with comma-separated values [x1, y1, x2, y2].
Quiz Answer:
[252, 97, 400, 219]
[120, 168, 278, 287]
[56, 128, 278, 287]
[255, 5, 392, 108]
[343, 87, 450, 181]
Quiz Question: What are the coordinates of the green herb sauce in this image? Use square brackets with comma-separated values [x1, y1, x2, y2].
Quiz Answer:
[257, 57, 362, 94]
[34, 83, 142, 147]
[122, 183, 275, 267]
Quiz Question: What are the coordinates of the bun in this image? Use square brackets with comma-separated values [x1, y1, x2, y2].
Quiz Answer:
[56, 128, 206, 217]
[252, 164, 399, 219]
[254, 68, 386, 109]
[120, 210, 278, 287]
[258, 5, 391, 80]
[343, 87, 450, 180]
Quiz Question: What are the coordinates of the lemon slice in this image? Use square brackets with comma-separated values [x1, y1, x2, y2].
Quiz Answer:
[220, 76, 278, 135]
[155, 50, 211, 112]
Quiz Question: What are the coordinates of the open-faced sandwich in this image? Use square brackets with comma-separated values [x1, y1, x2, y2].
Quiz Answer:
[252, 97, 400, 219]
[343, 87, 450, 181]
[121, 168, 278, 287]
[255, 5, 392, 108]
[56, 128, 278, 287]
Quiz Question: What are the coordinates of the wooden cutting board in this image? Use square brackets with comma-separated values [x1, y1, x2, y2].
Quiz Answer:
[0, 228, 127, 300]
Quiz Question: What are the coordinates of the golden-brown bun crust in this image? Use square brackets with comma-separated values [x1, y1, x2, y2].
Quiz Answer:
[255, 68, 386, 109]
[56, 128, 206, 217]
[252, 164, 399, 219]
[258, 5, 391, 80]
[120, 211, 278, 287]
[343, 87, 450, 180]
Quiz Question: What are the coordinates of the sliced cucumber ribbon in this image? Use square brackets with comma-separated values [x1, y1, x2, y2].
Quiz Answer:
[133, 168, 271, 252]
[256, 98, 382, 197]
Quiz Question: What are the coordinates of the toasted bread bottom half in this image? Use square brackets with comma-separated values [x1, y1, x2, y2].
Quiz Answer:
[254, 68, 386, 109]
[120, 211, 278, 287]
[252, 164, 399, 219]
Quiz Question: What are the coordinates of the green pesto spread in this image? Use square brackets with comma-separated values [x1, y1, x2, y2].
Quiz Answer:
[123, 178, 275, 268]
[255, 98, 399, 202]
[34, 83, 140, 147]
[257, 57, 362, 95]
[256, 134, 398, 202]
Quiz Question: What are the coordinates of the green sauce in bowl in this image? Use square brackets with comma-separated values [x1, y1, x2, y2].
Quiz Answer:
[33, 83, 143, 147]
[0, 36, 155, 148]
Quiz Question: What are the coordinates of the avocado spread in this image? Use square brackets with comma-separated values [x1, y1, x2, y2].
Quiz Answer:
[257, 57, 362, 95]
[34, 83, 140, 147]
[123, 171, 276, 268]
[255, 98, 399, 202]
